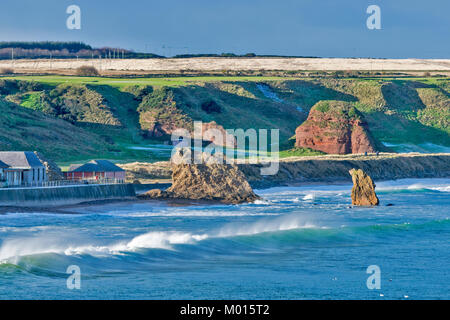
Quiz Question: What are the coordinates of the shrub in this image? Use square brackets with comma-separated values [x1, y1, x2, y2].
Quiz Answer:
[332, 71, 344, 78]
[315, 101, 330, 113]
[122, 85, 153, 101]
[201, 100, 222, 114]
[75, 65, 100, 76]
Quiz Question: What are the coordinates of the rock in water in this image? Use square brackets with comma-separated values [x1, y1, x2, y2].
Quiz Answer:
[138, 188, 170, 199]
[139, 162, 260, 204]
[169, 163, 260, 203]
[349, 168, 379, 206]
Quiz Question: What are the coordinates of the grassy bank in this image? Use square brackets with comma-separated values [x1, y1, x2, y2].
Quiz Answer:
[2, 75, 292, 88]
[0, 75, 448, 163]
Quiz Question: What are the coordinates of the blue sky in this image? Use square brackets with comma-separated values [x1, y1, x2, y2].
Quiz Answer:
[0, 0, 448, 58]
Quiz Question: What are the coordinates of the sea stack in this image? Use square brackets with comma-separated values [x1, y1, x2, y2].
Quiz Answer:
[349, 168, 379, 206]
[139, 153, 260, 204]
[295, 101, 377, 154]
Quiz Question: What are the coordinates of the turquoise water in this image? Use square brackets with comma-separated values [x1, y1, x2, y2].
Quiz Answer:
[0, 178, 449, 300]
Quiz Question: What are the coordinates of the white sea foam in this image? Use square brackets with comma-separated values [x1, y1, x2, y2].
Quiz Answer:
[252, 199, 272, 205]
[0, 236, 68, 264]
[216, 214, 319, 238]
[64, 231, 209, 255]
[0, 213, 319, 263]
[0, 226, 55, 233]
[109, 209, 277, 218]
[302, 193, 315, 201]
[429, 186, 450, 192]
[376, 178, 450, 193]
[0, 231, 209, 263]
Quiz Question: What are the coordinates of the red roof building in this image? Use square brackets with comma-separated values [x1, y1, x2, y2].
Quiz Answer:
[64, 160, 125, 182]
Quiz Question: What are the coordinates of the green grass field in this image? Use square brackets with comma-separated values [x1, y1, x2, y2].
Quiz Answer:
[2, 75, 295, 88]
[4, 74, 447, 85]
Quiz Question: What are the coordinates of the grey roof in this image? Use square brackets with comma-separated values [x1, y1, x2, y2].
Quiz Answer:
[68, 160, 124, 173]
[0, 160, 9, 169]
[68, 164, 83, 172]
[0, 151, 45, 169]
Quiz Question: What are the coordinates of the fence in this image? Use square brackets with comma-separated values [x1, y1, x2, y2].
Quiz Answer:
[0, 178, 125, 189]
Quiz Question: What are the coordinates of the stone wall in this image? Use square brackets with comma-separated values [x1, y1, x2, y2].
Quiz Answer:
[0, 183, 136, 207]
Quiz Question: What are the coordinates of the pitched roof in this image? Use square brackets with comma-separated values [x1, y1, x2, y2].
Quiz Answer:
[68, 160, 124, 173]
[0, 160, 9, 169]
[0, 151, 44, 169]
[93, 160, 124, 172]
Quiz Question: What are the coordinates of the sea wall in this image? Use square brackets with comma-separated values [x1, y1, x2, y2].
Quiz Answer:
[0, 183, 136, 207]
[238, 153, 450, 188]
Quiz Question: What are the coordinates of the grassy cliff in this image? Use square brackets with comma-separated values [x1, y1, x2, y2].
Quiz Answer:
[0, 76, 448, 162]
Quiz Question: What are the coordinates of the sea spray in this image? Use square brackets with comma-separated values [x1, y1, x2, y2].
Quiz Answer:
[0, 236, 66, 264]
[302, 193, 315, 201]
[0, 231, 210, 263]
[0, 213, 320, 263]
[216, 213, 319, 238]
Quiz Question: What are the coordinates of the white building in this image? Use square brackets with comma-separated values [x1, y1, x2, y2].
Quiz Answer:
[0, 151, 47, 186]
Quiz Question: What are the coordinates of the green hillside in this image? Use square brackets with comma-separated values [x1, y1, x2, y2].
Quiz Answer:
[0, 76, 448, 162]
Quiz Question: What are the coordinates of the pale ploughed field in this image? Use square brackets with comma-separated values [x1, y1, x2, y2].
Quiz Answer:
[2, 57, 450, 74]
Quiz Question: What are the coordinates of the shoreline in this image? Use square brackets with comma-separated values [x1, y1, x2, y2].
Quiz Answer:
[0, 176, 448, 213]
[240, 153, 450, 188]
[122, 153, 450, 188]
[1, 153, 449, 211]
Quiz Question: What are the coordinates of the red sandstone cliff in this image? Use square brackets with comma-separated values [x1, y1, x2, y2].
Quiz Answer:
[295, 101, 377, 154]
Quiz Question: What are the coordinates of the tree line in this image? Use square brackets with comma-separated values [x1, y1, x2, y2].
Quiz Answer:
[0, 41, 163, 59]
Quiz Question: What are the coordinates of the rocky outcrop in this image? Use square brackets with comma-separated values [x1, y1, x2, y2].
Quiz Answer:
[139, 188, 169, 199]
[34, 151, 64, 180]
[349, 168, 379, 206]
[295, 101, 377, 154]
[202, 121, 236, 147]
[138, 159, 260, 204]
[141, 119, 236, 146]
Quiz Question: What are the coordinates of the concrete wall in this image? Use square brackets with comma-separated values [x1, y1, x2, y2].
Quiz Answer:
[0, 183, 136, 207]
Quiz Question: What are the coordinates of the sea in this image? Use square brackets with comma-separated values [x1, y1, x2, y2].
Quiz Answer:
[0, 178, 449, 300]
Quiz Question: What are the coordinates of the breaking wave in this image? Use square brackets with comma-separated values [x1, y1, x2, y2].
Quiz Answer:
[0, 213, 320, 263]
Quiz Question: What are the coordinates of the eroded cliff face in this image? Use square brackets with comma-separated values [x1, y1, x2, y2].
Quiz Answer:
[140, 111, 235, 146]
[201, 121, 236, 147]
[123, 154, 450, 187]
[295, 101, 377, 155]
[238, 153, 450, 188]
